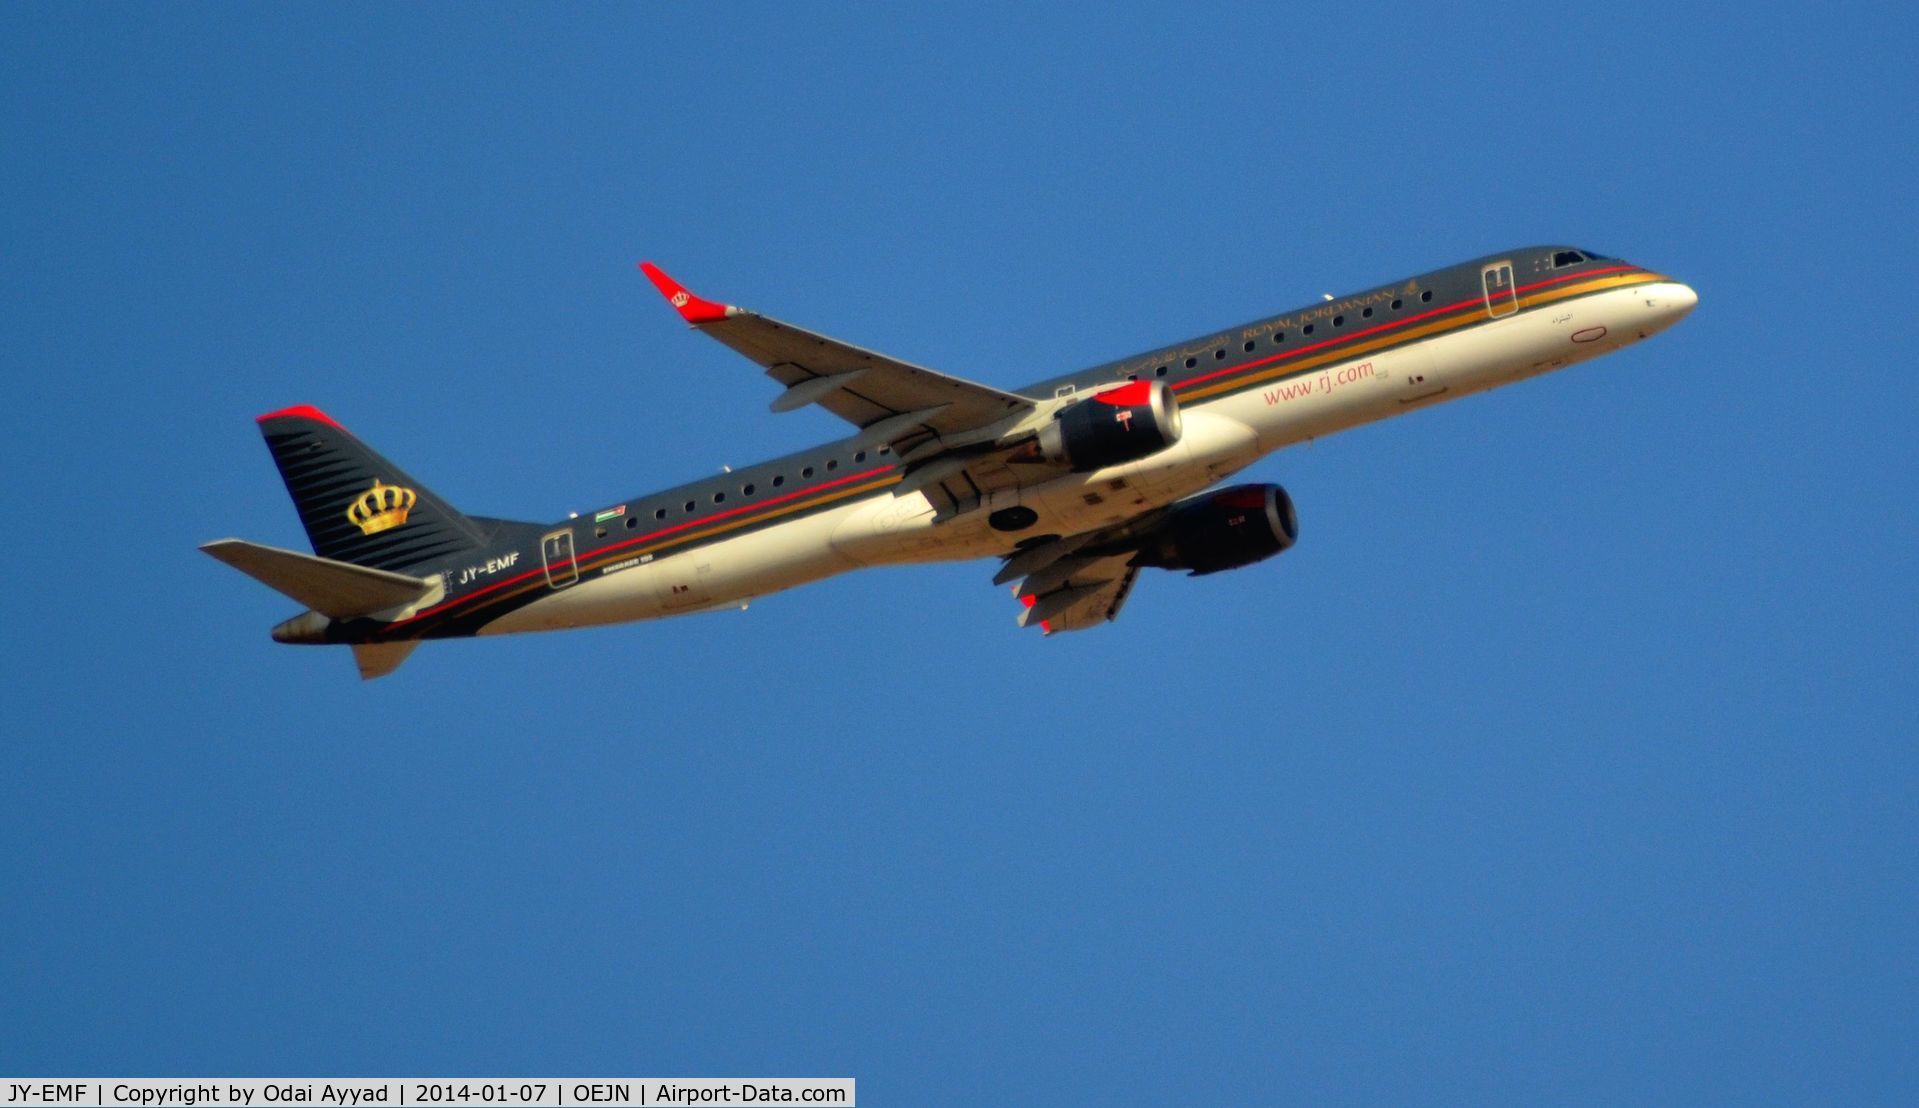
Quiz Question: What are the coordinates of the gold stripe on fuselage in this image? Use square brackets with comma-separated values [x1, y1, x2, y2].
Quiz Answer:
[1178, 271, 1660, 404]
[420, 473, 904, 630]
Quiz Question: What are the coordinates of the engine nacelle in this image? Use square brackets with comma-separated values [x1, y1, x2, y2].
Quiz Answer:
[1030, 381, 1183, 472]
[1132, 484, 1298, 576]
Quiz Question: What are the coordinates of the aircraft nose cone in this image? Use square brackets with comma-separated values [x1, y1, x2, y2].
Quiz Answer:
[1641, 280, 1698, 331]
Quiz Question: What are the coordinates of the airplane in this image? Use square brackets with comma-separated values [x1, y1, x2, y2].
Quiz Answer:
[203, 246, 1697, 678]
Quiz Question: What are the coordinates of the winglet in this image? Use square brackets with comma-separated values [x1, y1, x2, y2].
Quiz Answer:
[638, 261, 733, 324]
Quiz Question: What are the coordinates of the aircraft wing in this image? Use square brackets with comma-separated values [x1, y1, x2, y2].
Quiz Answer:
[1015, 559, 1141, 634]
[639, 264, 1036, 475]
[994, 510, 1173, 633]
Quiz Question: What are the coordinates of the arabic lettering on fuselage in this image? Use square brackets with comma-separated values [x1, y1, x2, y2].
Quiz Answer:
[1239, 283, 1415, 341]
[1101, 281, 1422, 381]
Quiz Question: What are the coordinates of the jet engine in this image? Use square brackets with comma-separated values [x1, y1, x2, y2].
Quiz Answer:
[1027, 381, 1183, 472]
[1132, 484, 1298, 575]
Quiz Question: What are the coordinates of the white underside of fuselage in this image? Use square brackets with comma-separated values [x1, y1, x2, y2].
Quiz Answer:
[480, 282, 1693, 636]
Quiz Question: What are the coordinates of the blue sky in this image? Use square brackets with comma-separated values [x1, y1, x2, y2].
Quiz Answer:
[3, 3, 1914, 1102]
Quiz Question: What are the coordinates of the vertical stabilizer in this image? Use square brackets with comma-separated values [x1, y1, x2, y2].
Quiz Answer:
[255, 405, 486, 573]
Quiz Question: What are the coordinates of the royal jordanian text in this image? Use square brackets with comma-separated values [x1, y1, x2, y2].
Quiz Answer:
[1, 1081, 853, 1107]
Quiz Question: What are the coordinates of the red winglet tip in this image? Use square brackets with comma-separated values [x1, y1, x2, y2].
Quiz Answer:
[255, 404, 342, 429]
[638, 261, 730, 324]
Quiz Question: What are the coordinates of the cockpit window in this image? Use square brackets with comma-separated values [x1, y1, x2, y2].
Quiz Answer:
[1551, 250, 1587, 268]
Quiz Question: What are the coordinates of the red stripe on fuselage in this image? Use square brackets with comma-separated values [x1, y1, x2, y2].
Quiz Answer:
[1170, 265, 1641, 395]
[390, 463, 898, 628]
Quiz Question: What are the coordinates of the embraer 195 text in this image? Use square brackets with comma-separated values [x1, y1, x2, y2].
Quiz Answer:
[204, 247, 1697, 678]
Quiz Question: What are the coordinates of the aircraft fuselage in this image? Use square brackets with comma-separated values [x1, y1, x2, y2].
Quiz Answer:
[246, 246, 1698, 652]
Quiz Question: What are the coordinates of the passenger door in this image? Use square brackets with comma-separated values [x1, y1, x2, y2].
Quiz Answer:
[1482, 261, 1518, 318]
[540, 529, 578, 588]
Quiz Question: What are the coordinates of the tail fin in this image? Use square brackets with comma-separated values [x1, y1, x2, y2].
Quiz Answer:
[255, 405, 487, 573]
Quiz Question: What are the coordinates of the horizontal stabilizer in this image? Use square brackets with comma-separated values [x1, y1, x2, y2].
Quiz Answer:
[201, 539, 437, 619]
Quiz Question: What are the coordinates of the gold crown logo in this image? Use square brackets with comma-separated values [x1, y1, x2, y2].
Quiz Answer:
[346, 479, 416, 536]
